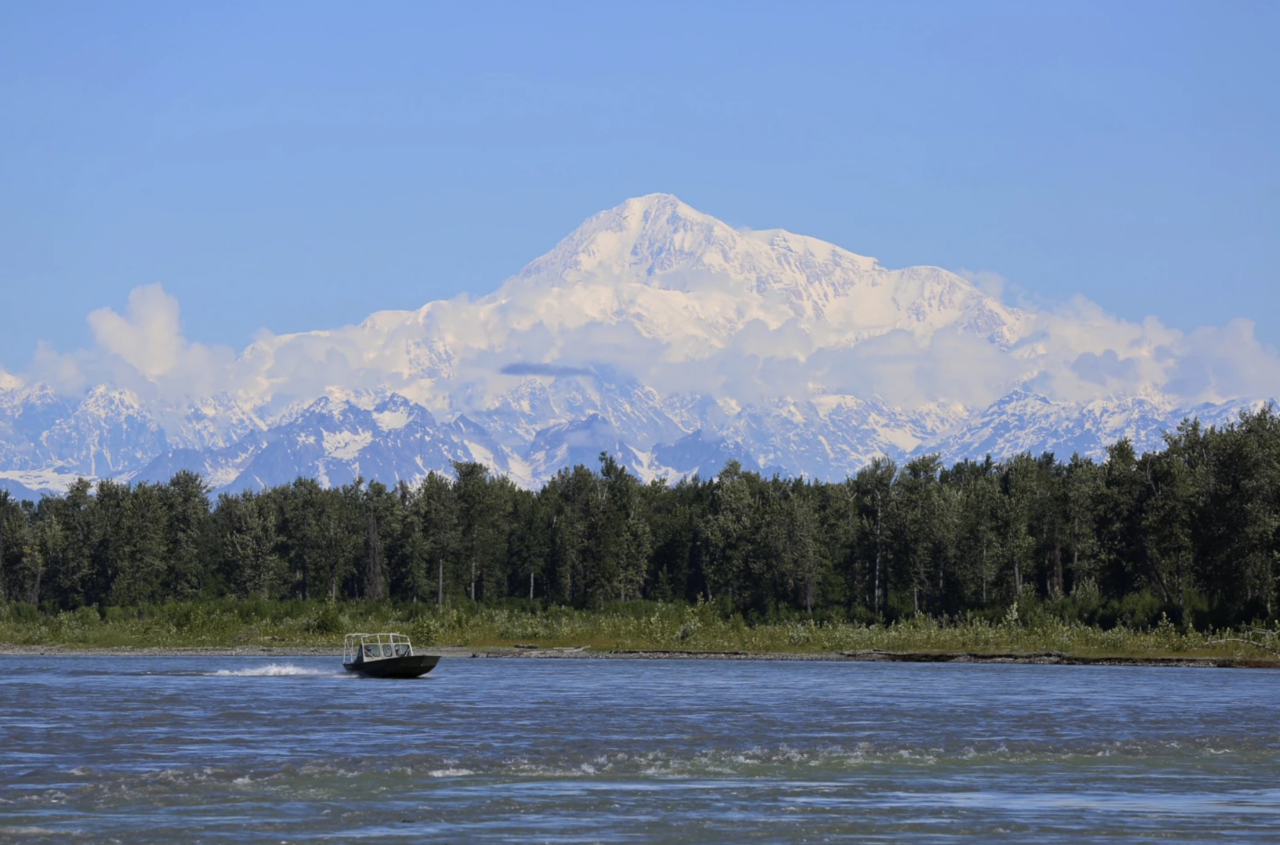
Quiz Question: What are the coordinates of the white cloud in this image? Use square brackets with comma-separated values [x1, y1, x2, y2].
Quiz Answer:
[1164, 319, 1280, 402]
[22, 285, 241, 405]
[9, 256, 1280, 426]
[803, 327, 1025, 409]
[86, 285, 188, 380]
[29, 340, 88, 394]
[957, 269, 1008, 301]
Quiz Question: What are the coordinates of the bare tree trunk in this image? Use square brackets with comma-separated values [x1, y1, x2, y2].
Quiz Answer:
[29, 545, 42, 606]
[0, 497, 6, 602]
[530, 570, 535, 602]
[364, 512, 387, 602]
[873, 501, 883, 617]
[437, 558, 443, 606]
[1072, 518, 1080, 581]
[1143, 541, 1172, 605]
[1176, 550, 1185, 615]
[849, 506, 859, 606]
[1259, 558, 1269, 617]
[470, 558, 476, 602]
[981, 541, 988, 605]
[938, 552, 945, 611]
[327, 521, 338, 601]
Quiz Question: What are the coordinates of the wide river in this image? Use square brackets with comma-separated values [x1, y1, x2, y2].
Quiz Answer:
[1, 655, 1277, 842]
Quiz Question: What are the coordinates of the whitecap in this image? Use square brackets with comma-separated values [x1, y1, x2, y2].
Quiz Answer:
[210, 664, 339, 677]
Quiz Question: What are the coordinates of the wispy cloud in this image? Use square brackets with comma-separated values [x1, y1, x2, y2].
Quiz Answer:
[27, 285, 239, 403]
[957, 269, 1008, 301]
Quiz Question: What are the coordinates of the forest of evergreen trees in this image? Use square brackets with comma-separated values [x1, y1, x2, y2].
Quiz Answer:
[2, 407, 1278, 630]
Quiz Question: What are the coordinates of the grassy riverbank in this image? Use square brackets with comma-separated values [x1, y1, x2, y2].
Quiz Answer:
[2, 599, 1278, 662]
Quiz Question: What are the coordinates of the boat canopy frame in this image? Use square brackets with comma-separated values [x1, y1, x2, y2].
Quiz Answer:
[344, 632, 415, 664]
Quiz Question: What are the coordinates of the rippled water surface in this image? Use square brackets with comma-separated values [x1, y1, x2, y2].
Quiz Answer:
[2, 656, 1278, 843]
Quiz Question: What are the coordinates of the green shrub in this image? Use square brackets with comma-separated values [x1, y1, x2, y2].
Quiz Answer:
[306, 603, 343, 636]
[0, 598, 1273, 661]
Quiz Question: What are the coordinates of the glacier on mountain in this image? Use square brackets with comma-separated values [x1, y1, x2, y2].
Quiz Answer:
[0, 194, 1274, 498]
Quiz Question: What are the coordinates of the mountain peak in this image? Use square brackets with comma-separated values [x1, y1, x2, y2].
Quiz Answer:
[614, 192, 689, 214]
[510, 194, 905, 299]
[491, 194, 1025, 352]
[514, 193, 731, 284]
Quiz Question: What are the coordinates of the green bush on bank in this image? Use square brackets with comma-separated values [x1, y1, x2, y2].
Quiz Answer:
[1, 598, 1275, 660]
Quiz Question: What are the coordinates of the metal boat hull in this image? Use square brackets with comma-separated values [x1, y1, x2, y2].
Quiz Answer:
[343, 654, 440, 678]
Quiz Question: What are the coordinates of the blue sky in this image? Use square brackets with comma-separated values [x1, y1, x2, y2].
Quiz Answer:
[2, 0, 1278, 372]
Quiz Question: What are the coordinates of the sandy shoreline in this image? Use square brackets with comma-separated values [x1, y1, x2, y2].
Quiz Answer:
[0, 643, 1274, 668]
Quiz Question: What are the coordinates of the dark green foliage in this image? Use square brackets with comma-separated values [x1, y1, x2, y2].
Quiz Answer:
[2, 407, 1280, 628]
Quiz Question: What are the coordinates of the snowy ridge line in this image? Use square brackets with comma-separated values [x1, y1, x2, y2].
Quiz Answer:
[0, 386, 1267, 498]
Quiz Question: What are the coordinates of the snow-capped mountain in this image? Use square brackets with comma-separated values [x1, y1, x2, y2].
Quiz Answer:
[928, 390, 1267, 466]
[132, 393, 524, 493]
[0, 194, 1273, 498]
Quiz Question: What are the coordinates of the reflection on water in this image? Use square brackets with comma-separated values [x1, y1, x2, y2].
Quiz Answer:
[1, 656, 1278, 842]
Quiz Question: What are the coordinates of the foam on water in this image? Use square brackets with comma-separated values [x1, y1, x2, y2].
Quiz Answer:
[209, 663, 342, 677]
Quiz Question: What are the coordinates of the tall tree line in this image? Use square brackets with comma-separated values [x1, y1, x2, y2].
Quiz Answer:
[3, 407, 1279, 627]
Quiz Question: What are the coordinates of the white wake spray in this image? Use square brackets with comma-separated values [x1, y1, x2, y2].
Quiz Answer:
[210, 664, 343, 678]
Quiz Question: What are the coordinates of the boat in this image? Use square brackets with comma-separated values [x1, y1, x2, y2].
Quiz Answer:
[343, 632, 440, 678]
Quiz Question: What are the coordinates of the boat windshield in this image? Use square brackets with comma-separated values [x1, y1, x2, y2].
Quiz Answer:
[345, 633, 414, 663]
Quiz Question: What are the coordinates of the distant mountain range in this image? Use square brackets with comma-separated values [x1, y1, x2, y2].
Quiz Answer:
[0, 194, 1270, 498]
